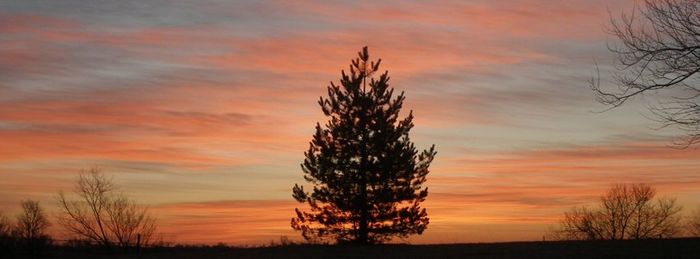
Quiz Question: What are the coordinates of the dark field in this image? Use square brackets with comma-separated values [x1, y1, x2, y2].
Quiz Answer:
[10, 238, 700, 259]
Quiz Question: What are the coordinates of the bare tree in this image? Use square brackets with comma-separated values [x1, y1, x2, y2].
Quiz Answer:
[592, 0, 700, 146]
[0, 211, 11, 238]
[15, 200, 50, 240]
[555, 183, 682, 240]
[688, 206, 700, 237]
[558, 206, 603, 240]
[57, 169, 156, 248]
[0, 211, 12, 250]
[105, 196, 156, 247]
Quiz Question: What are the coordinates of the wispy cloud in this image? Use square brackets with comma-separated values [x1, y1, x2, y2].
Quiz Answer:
[3, 0, 698, 245]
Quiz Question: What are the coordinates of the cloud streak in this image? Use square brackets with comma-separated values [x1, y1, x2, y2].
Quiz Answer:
[2, 0, 699, 245]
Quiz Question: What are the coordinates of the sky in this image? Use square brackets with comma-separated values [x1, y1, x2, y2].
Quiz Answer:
[1, 0, 699, 245]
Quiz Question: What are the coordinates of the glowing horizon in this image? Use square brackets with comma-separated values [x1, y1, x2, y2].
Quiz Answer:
[1, 0, 699, 245]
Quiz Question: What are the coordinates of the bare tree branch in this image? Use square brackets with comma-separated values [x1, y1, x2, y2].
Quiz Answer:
[688, 206, 700, 236]
[15, 200, 50, 240]
[56, 168, 157, 249]
[554, 183, 682, 240]
[593, 0, 700, 146]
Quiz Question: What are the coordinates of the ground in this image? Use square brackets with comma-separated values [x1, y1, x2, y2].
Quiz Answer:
[8, 238, 700, 259]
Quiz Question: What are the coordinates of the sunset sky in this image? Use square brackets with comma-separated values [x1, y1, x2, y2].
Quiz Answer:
[1, 0, 699, 245]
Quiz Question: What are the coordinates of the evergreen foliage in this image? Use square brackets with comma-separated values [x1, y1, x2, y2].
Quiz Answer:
[292, 47, 436, 244]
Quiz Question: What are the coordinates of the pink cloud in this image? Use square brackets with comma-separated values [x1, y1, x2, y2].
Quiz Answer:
[3, 0, 695, 246]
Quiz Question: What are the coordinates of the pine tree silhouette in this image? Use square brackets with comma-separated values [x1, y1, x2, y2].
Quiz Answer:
[292, 46, 436, 245]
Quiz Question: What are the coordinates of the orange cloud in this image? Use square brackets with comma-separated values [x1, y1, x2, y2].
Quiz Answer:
[4, 0, 697, 246]
[152, 200, 298, 244]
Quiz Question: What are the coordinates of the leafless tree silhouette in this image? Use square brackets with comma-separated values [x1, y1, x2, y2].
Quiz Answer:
[0, 211, 12, 238]
[556, 183, 682, 240]
[0, 211, 12, 250]
[56, 169, 156, 249]
[688, 206, 700, 236]
[592, 0, 700, 146]
[14, 200, 50, 240]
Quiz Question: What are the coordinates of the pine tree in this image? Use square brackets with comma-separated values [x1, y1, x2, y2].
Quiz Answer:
[292, 47, 436, 245]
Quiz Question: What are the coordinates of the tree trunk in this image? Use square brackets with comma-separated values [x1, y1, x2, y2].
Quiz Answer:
[358, 174, 368, 245]
[357, 96, 369, 245]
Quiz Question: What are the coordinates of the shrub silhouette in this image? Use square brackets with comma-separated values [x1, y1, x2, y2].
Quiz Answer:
[554, 183, 682, 240]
